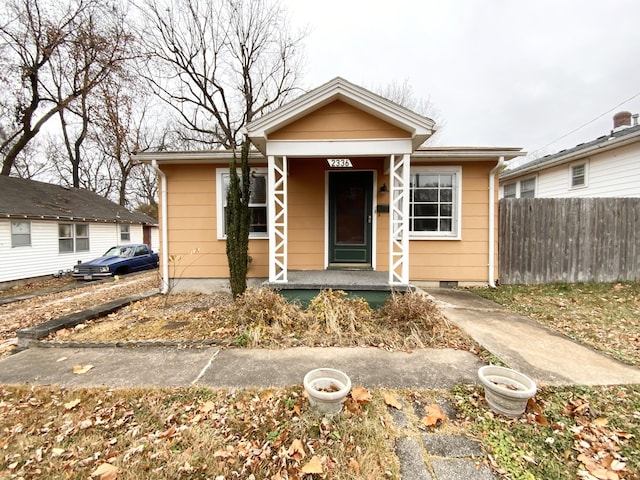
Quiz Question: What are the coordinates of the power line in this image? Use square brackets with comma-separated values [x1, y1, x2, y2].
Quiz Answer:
[529, 91, 640, 157]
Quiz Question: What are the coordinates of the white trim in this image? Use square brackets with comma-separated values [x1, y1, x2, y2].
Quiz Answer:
[408, 165, 462, 241]
[489, 157, 505, 288]
[216, 167, 269, 240]
[266, 138, 413, 157]
[389, 154, 410, 285]
[151, 160, 169, 293]
[268, 156, 288, 283]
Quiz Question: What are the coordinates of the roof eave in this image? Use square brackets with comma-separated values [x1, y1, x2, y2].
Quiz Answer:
[501, 128, 640, 180]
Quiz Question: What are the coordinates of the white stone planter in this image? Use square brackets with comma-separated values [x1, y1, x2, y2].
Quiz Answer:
[303, 368, 351, 417]
[478, 365, 537, 418]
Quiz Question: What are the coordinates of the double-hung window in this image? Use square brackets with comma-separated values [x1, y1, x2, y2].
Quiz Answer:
[217, 168, 268, 239]
[520, 178, 536, 198]
[120, 224, 131, 242]
[409, 166, 461, 239]
[11, 220, 31, 247]
[571, 162, 587, 188]
[59, 223, 90, 253]
[503, 183, 517, 199]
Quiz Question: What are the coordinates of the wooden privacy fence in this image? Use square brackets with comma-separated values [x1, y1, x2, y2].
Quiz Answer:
[498, 198, 640, 284]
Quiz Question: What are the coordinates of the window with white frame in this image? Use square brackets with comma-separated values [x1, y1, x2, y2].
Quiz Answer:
[120, 224, 131, 242]
[216, 168, 268, 239]
[571, 162, 587, 188]
[58, 223, 90, 253]
[503, 183, 517, 199]
[409, 166, 461, 239]
[11, 220, 31, 247]
[520, 178, 536, 198]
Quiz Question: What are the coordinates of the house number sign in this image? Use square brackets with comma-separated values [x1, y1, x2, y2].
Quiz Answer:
[327, 158, 353, 168]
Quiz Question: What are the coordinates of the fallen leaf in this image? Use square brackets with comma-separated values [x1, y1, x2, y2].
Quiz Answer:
[64, 399, 81, 410]
[91, 462, 118, 480]
[348, 458, 360, 474]
[383, 393, 402, 410]
[301, 456, 323, 474]
[351, 386, 372, 404]
[610, 460, 626, 471]
[73, 364, 94, 374]
[51, 448, 65, 457]
[421, 404, 447, 427]
[593, 417, 608, 427]
[288, 438, 305, 461]
[56, 357, 67, 362]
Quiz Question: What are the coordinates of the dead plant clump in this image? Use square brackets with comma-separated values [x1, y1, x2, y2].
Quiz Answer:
[51, 288, 475, 351]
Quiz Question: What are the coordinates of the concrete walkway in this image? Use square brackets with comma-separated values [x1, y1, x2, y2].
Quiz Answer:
[424, 288, 640, 386]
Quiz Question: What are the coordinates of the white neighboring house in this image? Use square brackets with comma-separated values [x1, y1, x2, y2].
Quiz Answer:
[500, 112, 640, 198]
[0, 176, 158, 284]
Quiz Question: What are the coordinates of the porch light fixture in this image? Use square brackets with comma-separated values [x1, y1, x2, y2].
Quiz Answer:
[380, 183, 388, 193]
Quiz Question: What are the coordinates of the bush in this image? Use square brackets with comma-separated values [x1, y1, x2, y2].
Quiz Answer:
[307, 289, 372, 335]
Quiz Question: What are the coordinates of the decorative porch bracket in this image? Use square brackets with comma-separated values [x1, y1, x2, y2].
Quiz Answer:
[268, 155, 288, 283]
[389, 153, 410, 285]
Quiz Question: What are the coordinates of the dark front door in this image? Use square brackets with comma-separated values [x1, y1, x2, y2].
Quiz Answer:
[329, 171, 373, 265]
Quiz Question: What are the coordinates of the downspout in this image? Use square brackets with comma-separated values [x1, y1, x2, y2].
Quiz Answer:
[488, 156, 505, 288]
[151, 159, 169, 294]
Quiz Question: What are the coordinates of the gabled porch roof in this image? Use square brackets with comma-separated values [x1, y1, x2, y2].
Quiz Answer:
[245, 77, 436, 155]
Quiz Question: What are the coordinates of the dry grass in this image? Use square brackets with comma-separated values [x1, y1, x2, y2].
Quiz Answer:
[51, 288, 477, 352]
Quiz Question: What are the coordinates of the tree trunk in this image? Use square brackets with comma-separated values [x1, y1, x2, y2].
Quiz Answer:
[226, 138, 252, 298]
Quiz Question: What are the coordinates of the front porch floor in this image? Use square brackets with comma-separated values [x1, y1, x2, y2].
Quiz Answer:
[262, 270, 411, 292]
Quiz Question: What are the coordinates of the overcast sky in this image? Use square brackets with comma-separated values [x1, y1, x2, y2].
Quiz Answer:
[282, 0, 640, 164]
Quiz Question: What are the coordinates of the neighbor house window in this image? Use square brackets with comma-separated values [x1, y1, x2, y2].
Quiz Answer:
[520, 178, 536, 198]
[503, 183, 516, 199]
[571, 162, 587, 188]
[11, 220, 31, 247]
[216, 168, 268, 239]
[408, 166, 461, 239]
[120, 224, 130, 242]
[58, 223, 89, 253]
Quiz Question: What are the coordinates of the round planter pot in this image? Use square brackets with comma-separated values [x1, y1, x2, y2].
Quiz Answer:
[303, 368, 351, 417]
[478, 365, 537, 418]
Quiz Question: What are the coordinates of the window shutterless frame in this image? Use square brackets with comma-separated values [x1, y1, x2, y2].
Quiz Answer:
[216, 168, 268, 240]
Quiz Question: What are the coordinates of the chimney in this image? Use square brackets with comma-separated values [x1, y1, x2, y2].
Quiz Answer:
[613, 111, 632, 129]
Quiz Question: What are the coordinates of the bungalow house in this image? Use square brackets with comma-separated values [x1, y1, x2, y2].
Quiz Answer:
[500, 111, 640, 198]
[0, 176, 158, 284]
[136, 77, 524, 293]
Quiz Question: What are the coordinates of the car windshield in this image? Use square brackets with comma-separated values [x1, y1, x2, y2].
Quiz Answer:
[103, 246, 133, 258]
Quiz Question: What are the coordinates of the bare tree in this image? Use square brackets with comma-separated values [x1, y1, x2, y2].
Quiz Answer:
[375, 78, 445, 141]
[0, 0, 135, 178]
[142, 0, 306, 296]
[142, 0, 306, 149]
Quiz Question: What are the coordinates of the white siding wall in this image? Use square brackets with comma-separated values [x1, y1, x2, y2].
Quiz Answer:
[0, 220, 147, 283]
[504, 143, 640, 198]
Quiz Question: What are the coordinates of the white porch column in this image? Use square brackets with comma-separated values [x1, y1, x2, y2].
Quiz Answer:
[389, 153, 410, 285]
[268, 155, 288, 283]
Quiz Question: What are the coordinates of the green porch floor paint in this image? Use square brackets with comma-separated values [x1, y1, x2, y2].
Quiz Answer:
[278, 289, 391, 309]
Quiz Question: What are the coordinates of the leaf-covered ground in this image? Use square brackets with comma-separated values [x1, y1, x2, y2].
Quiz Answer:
[471, 282, 640, 367]
[2, 384, 638, 479]
[0, 273, 158, 355]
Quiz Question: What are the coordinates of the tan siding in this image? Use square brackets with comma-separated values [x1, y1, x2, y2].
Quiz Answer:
[408, 161, 497, 282]
[269, 100, 411, 140]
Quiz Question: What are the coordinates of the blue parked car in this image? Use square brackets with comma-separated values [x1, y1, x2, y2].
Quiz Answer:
[72, 244, 159, 280]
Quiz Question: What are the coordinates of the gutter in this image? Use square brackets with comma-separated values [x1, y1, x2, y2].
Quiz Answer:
[488, 156, 505, 288]
[151, 159, 169, 294]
